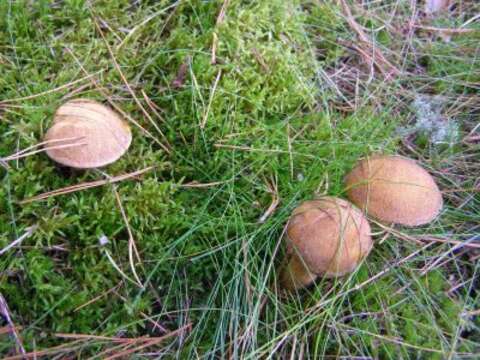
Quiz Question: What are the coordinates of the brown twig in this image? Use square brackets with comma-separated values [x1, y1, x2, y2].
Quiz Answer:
[141, 90, 166, 124]
[200, 70, 222, 129]
[413, 25, 477, 34]
[0, 71, 103, 104]
[20, 166, 154, 204]
[0, 293, 26, 357]
[214, 143, 316, 158]
[258, 175, 280, 223]
[211, 0, 229, 64]
[216, 0, 229, 25]
[74, 283, 122, 313]
[211, 32, 218, 65]
[337, 0, 400, 79]
[0, 226, 38, 256]
[91, 15, 172, 153]
[308, 243, 434, 313]
[65, 48, 167, 153]
[3, 340, 84, 360]
[1, 137, 87, 163]
[179, 180, 227, 188]
[111, 184, 144, 287]
[376, 222, 480, 249]
[102, 323, 191, 360]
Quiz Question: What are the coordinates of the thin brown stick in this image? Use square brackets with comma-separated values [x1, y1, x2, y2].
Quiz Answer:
[287, 124, 294, 180]
[201, 70, 222, 129]
[87, 342, 133, 360]
[0, 71, 103, 104]
[103, 323, 191, 360]
[3, 340, 84, 360]
[308, 243, 434, 312]
[420, 235, 479, 275]
[91, 15, 171, 153]
[258, 175, 280, 223]
[0, 226, 38, 256]
[2, 139, 87, 163]
[2, 137, 82, 157]
[56, 333, 150, 343]
[116, 1, 180, 50]
[179, 180, 227, 188]
[337, 0, 400, 78]
[333, 322, 444, 354]
[74, 283, 121, 312]
[20, 166, 154, 204]
[377, 223, 480, 249]
[413, 25, 477, 34]
[214, 143, 316, 158]
[141, 90, 166, 124]
[64, 48, 167, 153]
[216, 0, 229, 25]
[0, 326, 22, 335]
[0, 293, 26, 356]
[443, 187, 480, 193]
[211, 32, 218, 65]
[211, 0, 229, 65]
[111, 185, 144, 287]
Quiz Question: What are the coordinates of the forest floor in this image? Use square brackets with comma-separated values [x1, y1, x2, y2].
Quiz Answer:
[1, 1, 479, 358]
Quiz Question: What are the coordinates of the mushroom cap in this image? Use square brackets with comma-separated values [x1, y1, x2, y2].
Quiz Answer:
[285, 197, 373, 279]
[344, 155, 443, 226]
[44, 99, 131, 169]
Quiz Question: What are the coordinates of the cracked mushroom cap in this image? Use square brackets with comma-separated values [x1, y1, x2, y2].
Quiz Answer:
[44, 99, 131, 169]
[345, 155, 443, 226]
[280, 197, 373, 291]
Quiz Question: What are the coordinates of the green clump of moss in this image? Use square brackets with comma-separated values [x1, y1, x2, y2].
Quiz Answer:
[342, 268, 472, 359]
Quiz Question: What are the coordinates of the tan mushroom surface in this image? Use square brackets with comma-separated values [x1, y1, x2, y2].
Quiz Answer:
[345, 155, 443, 227]
[44, 99, 131, 169]
[280, 197, 373, 291]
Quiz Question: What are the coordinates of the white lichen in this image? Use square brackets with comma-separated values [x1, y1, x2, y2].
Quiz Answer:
[398, 95, 459, 147]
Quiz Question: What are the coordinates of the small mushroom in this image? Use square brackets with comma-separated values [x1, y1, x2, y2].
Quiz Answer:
[280, 197, 373, 291]
[44, 99, 132, 169]
[345, 155, 443, 226]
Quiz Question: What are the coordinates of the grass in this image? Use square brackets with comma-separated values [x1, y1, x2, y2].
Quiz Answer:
[1, 0, 479, 358]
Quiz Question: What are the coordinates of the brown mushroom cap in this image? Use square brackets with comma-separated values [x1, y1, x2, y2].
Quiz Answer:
[280, 197, 373, 291]
[344, 155, 443, 227]
[44, 99, 131, 169]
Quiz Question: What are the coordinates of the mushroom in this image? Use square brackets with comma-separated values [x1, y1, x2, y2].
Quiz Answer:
[280, 197, 373, 291]
[344, 155, 443, 226]
[44, 99, 132, 169]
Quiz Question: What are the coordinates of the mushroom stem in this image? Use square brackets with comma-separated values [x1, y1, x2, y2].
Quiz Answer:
[280, 254, 317, 291]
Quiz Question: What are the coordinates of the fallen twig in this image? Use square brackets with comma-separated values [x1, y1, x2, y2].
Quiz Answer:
[0, 71, 103, 104]
[200, 70, 222, 129]
[102, 323, 191, 360]
[337, 0, 400, 79]
[20, 166, 154, 204]
[258, 175, 280, 223]
[308, 243, 434, 312]
[0, 226, 38, 256]
[0, 293, 26, 357]
[92, 16, 172, 153]
[413, 25, 477, 34]
[1, 137, 86, 164]
[179, 180, 227, 188]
